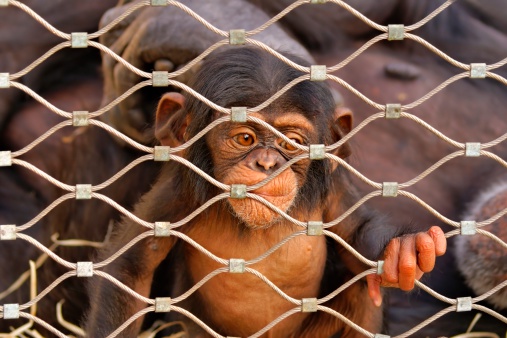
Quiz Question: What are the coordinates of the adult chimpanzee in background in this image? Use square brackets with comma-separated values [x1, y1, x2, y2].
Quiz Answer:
[455, 182, 507, 310]
[85, 46, 446, 337]
[0, 73, 158, 333]
[0, 0, 506, 336]
[0, 0, 117, 126]
[0, 1, 312, 334]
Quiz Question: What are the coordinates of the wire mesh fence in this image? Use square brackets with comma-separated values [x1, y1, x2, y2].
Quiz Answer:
[0, 0, 507, 337]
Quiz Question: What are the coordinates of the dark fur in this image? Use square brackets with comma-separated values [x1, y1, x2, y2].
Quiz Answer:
[0, 76, 157, 334]
[84, 46, 415, 337]
[2, 1, 507, 336]
[185, 47, 335, 209]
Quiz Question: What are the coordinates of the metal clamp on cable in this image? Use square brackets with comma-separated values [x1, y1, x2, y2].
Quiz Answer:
[153, 71, 169, 87]
[154, 146, 171, 161]
[230, 29, 246, 45]
[155, 222, 171, 237]
[76, 262, 93, 277]
[465, 142, 481, 157]
[151, 0, 167, 6]
[382, 182, 398, 197]
[388, 24, 404, 41]
[470, 63, 486, 79]
[310, 65, 327, 81]
[385, 104, 401, 119]
[0, 73, 9, 88]
[73, 111, 89, 127]
[3, 304, 19, 319]
[155, 297, 172, 312]
[0, 151, 11, 166]
[460, 221, 477, 235]
[230, 184, 247, 199]
[76, 184, 92, 200]
[307, 221, 323, 236]
[229, 258, 246, 273]
[309, 144, 325, 160]
[456, 297, 472, 312]
[71, 32, 88, 48]
[231, 107, 247, 123]
[0, 224, 16, 240]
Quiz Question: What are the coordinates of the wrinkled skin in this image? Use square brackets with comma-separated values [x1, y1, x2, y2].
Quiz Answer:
[0, 0, 506, 335]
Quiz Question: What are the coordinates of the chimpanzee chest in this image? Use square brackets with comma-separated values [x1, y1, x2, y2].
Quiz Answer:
[184, 227, 327, 336]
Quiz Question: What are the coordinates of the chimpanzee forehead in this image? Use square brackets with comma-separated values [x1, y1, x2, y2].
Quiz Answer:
[219, 110, 316, 134]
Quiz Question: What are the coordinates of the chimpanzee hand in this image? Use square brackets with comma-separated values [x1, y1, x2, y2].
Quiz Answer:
[99, 0, 311, 143]
[366, 226, 447, 306]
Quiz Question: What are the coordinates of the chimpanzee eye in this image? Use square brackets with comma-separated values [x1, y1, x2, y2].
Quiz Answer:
[278, 133, 303, 151]
[234, 133, 256, 146]
[279, 140, 298, 151]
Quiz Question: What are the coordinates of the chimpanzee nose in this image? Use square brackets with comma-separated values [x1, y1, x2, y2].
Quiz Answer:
[257, 151, 278, 171]
[246, 148, 284, 174]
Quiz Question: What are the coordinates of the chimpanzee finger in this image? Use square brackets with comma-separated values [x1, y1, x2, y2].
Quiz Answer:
[382, 237, 401, 285]
[415, 232, 436, 272]
[398, 236, 417, 291]
[366, 274, 383, 307]
[113, 58, 147, 136]
[103, 20, 155, 143]
[99, 18, 133, 135]
[428, 225, 447, 256]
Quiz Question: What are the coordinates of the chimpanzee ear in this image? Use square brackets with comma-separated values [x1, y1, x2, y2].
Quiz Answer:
[155, 92, 189, 147]
[330, 106, 353, 160]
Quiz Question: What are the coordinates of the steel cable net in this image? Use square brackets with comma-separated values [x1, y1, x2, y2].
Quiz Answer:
[0, 0, 506, 337]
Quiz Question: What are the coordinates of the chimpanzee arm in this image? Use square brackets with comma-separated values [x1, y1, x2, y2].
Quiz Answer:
[324, 170, 446, 306]
[85, 220, 177, 337]
[85, 167, 191, 336]
[323, 170, 405, 266]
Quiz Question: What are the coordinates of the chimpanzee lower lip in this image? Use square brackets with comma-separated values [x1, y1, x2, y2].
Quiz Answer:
[253, 186, 298, 200]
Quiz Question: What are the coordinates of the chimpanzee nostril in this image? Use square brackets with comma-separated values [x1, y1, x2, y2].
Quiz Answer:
[256, 148, 281, 171]
[246, 148, 284, 173]
[257, 156, 277, 171]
